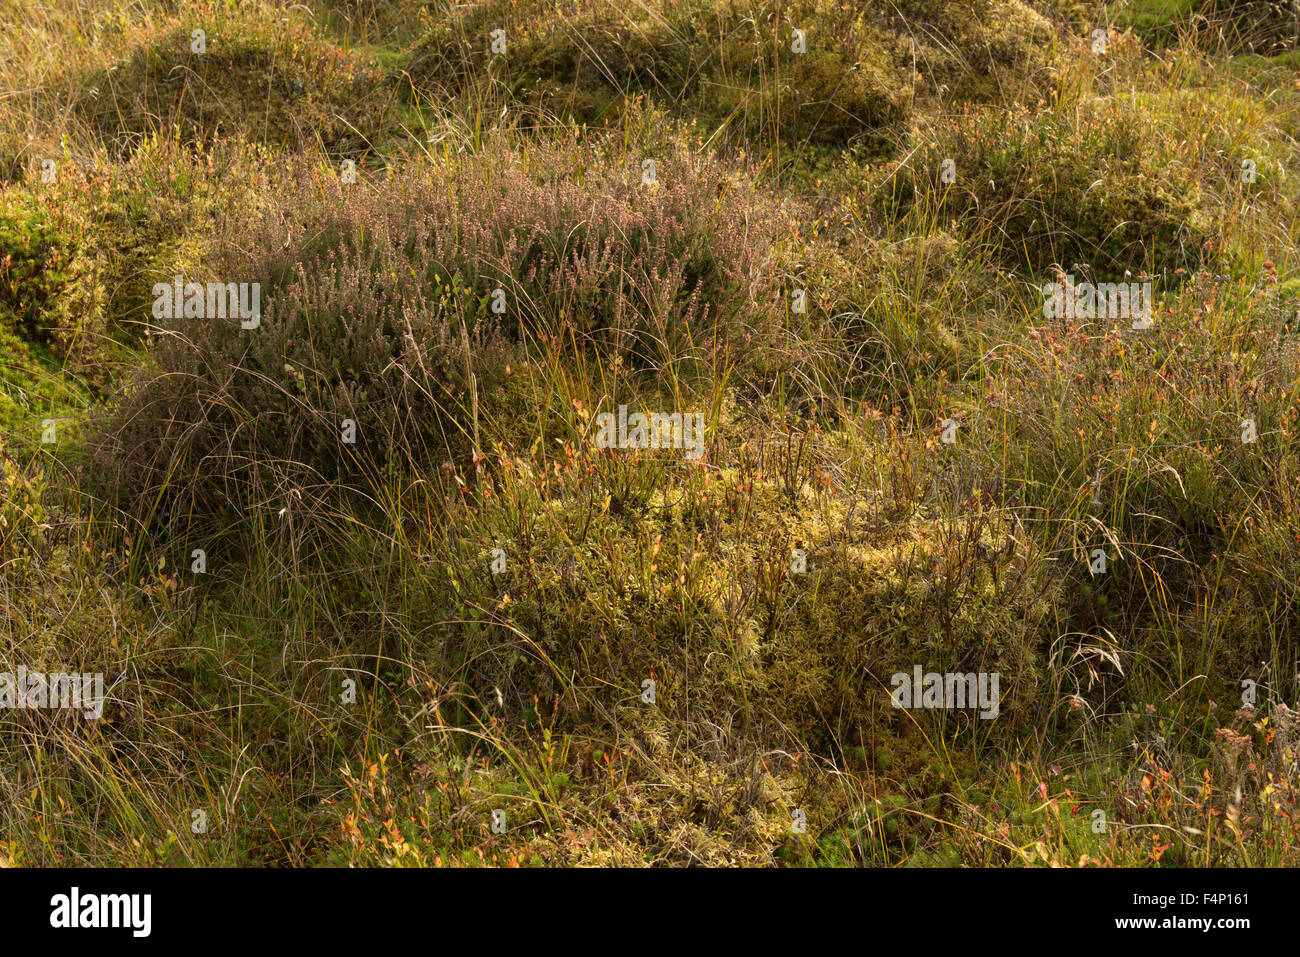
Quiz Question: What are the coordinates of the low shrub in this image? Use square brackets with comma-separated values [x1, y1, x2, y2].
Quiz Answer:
[90, 135, 795, 530]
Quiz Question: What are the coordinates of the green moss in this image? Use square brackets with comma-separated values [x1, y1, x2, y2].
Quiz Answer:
[0, 323, 89, 442]
[435, 399, 1056, 765]
[0, 136, 249, 393]
[1115, 1, 1300, 53]
[1114, 0, 1199, 35]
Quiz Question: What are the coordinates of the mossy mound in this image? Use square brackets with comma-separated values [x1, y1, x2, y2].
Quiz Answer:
[74, 8, 397, 157]
[0, 188, 104, 369]
[0, 137, 257, 388]
[437, 403, 1058, 761]
[876, 84, 1288, 275]
[408, 0, 1055, 147]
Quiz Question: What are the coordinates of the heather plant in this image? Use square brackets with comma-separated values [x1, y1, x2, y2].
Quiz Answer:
[91, 133, 795, 530]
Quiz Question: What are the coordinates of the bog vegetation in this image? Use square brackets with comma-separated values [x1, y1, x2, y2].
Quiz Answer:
[2, 0, 1300, 866]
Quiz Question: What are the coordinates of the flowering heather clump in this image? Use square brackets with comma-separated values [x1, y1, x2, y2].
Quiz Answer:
[90, 136, 793, 526]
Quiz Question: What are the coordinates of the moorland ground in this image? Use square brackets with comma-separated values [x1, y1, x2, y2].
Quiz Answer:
[3, 0, 1300, 866]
